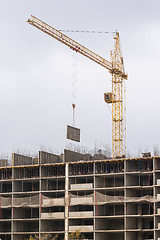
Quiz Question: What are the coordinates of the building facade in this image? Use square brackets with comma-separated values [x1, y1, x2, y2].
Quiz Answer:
[0, 150, 159, 240]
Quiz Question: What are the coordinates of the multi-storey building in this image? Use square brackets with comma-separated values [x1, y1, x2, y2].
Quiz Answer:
[0, 150, 159, 240]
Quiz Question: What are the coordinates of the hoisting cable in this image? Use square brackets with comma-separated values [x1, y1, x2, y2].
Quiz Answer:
[59, 29, 113, 118]
[72, 51, 77, 126]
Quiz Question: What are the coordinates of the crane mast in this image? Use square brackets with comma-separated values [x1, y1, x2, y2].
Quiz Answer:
[112, 33, 124, 158]
[27, 15, 127, 159]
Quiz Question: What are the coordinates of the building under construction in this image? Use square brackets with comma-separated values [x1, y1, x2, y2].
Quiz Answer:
[0, 149, 159, 240]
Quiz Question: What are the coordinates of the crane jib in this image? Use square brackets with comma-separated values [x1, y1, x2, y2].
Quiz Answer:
[27, 16, 115, 72]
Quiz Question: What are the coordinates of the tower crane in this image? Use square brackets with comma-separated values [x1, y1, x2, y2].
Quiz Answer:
[27, 15, 128, 159]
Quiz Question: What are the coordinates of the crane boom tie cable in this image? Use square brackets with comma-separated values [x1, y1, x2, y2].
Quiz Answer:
[59, 30, 111, 33]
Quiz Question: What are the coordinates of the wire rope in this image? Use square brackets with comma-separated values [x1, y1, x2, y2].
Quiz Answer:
[72, 52, 78, 126]
[59, 30, 113, 34]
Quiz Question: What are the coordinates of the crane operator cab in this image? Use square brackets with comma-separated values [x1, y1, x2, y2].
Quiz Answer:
[104, 92, 114, 104]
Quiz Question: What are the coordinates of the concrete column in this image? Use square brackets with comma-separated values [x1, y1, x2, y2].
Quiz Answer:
[65, 163, 69, 240]
[39, 163, 41, 239]
[93, 161, 95, 240]
[153, 157, 156, 240]
[124, 160, 127, 240]
[11, 167, 13, 240]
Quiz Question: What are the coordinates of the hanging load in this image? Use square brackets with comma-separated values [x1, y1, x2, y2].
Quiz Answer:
[67, 125, 80, 142]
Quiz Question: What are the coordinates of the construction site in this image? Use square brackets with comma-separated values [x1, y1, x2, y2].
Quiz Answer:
[0, 150, 159, 240]
[0, 11, 158, 240]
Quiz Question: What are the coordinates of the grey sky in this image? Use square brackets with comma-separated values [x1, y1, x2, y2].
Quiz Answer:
[0, 0, 160, 158]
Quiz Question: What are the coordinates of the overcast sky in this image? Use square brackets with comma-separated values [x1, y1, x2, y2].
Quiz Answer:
[0, 0, 160, 159]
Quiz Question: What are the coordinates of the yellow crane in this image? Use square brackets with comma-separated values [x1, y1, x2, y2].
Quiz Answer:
[27, 15, 128, 159]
